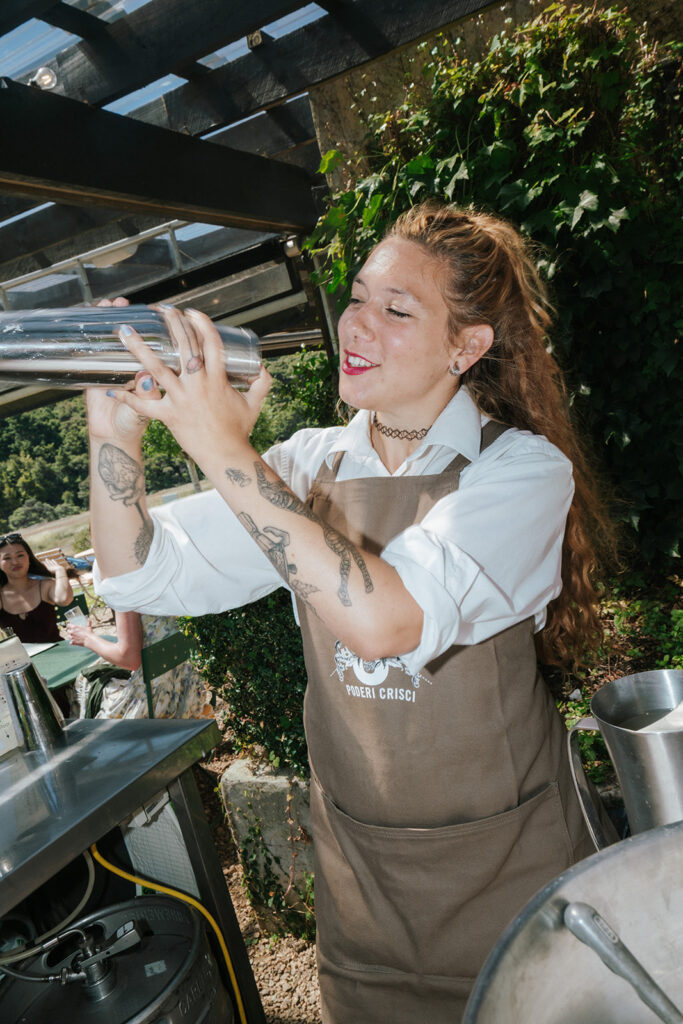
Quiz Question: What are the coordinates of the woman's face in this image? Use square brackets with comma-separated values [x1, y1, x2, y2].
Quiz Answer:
[0, 543, 29, 580]
[337, 238, 457, 425]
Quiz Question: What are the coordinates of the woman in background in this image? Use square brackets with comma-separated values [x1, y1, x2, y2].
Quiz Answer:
[67, 610, 211, 719]
[0, 533, 73, 642]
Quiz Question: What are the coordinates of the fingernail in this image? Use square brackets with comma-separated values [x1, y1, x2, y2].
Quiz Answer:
[140, 375, 155, 391]
[106, 389, 115, 397]
[119, 324, 134, 336]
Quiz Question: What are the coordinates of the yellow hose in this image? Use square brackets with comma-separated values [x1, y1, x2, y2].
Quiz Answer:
[89, 842, 248, 1024]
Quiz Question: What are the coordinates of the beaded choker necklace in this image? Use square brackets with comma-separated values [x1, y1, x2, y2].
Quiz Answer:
[372, 412, 431, 441]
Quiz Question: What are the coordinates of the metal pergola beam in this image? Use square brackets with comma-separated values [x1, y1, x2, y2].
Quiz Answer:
[0, 78, 318, 232]
[16, 0, 309, 105]
[131, 0, 486, 135]
[0, 95, 319, 278]
[0, 1, 57, 38]
[41, 3, 109, 40]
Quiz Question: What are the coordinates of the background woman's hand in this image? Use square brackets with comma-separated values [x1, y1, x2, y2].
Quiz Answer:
[67, 622, 92, 647]
[42, 557, 64, 575]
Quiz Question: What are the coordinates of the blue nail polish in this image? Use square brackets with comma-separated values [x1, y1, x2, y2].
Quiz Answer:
[106, 389, 115, 397]
[141, 376, 155, 391]
[120, 324, 134, 336]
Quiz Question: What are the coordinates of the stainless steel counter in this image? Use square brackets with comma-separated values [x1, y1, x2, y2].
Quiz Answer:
[0, 717, 218, 913]
[0, 717, 266, 1023]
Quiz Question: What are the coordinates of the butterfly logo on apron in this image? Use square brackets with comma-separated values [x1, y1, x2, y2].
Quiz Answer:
[332, 641, 428, 701]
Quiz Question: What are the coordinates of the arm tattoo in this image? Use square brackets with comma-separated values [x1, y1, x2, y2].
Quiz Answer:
[225, 467, 252, 488]
[98, 444, 144, 506]
[134, 516, 154, 565]
[253, 462, 373, 606]
[238, 512, 320, 609]
[98, 443, 153, 566]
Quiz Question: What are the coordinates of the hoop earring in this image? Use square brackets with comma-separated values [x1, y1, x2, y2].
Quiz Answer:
[448, 363, 461, 377]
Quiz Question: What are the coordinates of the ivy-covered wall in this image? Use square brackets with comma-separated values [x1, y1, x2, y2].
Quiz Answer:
[308, 0, 681, 184]
[308, 4, 682, 566]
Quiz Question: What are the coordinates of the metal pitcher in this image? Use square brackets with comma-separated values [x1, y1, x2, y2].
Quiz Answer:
[569, 669, 683, 848]
[0, 636, 64, 756]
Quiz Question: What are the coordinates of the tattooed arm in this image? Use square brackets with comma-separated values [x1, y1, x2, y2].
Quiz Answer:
[211, 452, 423, 661]
[87, 392, 155, 579]
[101, 308, 424, 659]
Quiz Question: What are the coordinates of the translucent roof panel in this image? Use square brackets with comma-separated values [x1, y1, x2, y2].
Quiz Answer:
[84, 233, 177, 300]
[0, 203, 54, 232]
[3, 272, 85, 311]
[174, 225, 276, 272]
[63, 0, 155, 21]
[104, 74, 188, 114]
[0, 20, 77, 78]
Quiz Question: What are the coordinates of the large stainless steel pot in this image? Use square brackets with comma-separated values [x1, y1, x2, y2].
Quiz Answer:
[464, 820, 683, 1023]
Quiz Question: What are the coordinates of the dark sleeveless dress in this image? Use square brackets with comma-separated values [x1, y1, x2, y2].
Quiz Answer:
[0, 581, 61, 643]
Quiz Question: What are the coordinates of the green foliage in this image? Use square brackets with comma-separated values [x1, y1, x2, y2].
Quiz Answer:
[307, 4, 682, 566]
[0, 395, 191, 530]
[71, 525, 92, 553]
[182, 589, 309, 776]
[8, 498, 57, 528]
[555, 568, 682, 782]
[250, 348, 341, 453]
[237, 803, 315, 939]
[0, 397, 89, 528]
[556, 693, 611, 783]
[600, 572, 683, 671]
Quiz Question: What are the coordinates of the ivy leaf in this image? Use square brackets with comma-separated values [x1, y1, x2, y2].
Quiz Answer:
[498, 179, 534, 210]
[362, 193, 385, 227]
[318, 149, 344, 175]
[571, 189, 599, 228]
[606, 207, 628, 232]
[404, 154, 434, 174]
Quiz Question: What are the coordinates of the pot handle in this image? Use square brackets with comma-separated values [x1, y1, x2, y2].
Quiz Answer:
[567, 717, 616, 852]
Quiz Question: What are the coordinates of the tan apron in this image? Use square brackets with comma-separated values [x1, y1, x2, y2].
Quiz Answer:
[296, 422, 593, 1023]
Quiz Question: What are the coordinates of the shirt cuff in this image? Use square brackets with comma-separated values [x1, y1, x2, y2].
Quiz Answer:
[93, 514, 181, 612]
[381, 529, 481, 674]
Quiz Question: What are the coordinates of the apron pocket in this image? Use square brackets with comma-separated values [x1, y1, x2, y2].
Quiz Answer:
[311, 775, 573, 982]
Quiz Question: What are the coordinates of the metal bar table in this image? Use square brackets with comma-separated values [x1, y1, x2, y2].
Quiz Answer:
[0, 717, 265, 1023]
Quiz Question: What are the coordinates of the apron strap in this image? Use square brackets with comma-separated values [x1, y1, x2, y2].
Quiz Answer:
[480, 419, 511, 451]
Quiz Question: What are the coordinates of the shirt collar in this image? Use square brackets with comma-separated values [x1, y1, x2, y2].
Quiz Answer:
[326, 387, 485, 465]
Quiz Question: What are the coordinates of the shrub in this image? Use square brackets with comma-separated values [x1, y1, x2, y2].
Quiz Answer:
[307, 4, 682, 566]
[8, 499, 56, 528]
[182, 590, 309, 776]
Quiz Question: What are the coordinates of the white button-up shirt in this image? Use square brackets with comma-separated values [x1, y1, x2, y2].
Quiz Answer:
[95, 388, 573, 674]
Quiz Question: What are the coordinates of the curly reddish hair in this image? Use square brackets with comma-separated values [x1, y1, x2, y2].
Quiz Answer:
[388, 201, 617, 669]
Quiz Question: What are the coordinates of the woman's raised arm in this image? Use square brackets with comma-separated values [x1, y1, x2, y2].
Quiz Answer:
[105, 309, 424, 661]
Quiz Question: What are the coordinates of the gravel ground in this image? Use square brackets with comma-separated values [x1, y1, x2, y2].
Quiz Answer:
[193, 735, 322, 1024]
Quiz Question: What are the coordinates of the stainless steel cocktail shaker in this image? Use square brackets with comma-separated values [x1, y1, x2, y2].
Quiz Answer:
[0, 305, 261, 388]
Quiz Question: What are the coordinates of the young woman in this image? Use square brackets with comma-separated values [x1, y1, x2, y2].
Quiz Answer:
[66, 610, 211, 719]
[87, 203, 613, 1022]
[0, 533, 73, 643]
